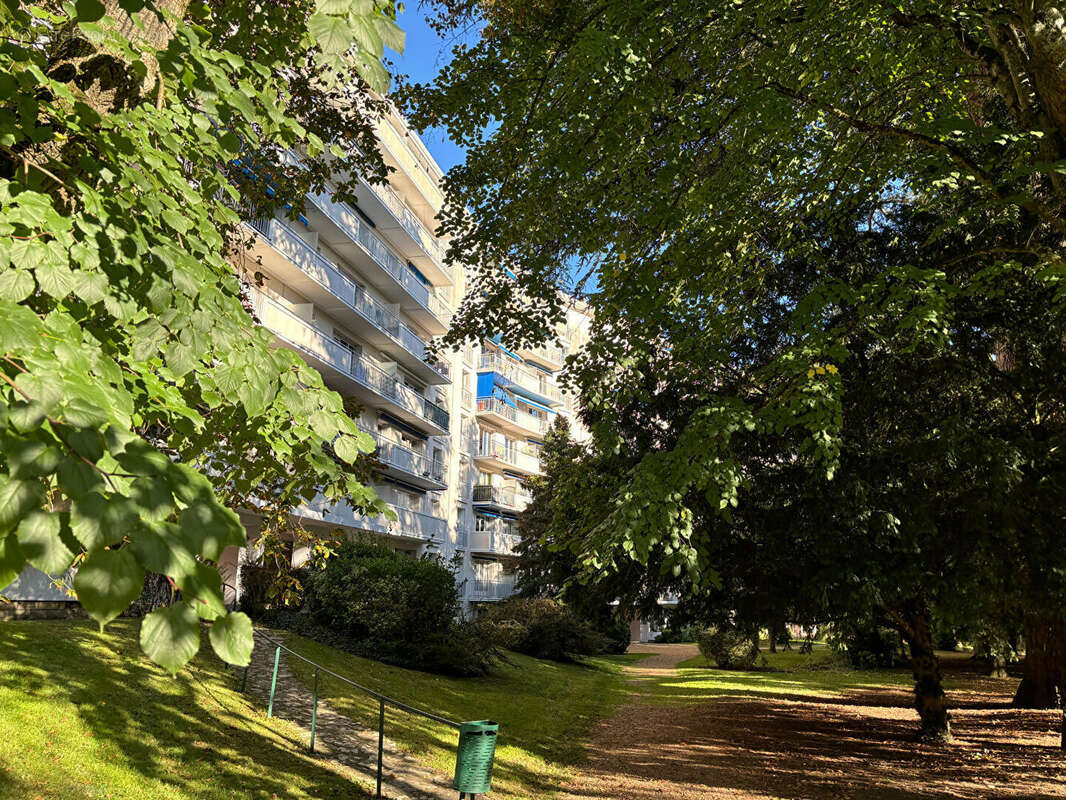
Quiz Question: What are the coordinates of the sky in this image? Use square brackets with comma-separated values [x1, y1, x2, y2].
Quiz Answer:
[390, 6, 472, 173]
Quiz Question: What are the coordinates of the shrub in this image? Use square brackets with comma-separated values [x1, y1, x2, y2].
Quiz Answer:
[600, 619, 632, 654]
[298, 538, 497, 675]
[478, 598, 607, 661]
[697, 626, 759, 669]
[653, 627, 696, 644]
[829, 622, 904, 669]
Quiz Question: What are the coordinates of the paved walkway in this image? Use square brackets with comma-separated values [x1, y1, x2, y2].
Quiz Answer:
[243, 629, 453, 800]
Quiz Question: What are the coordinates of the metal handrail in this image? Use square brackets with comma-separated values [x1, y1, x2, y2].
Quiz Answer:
[238, 630, 463, 799]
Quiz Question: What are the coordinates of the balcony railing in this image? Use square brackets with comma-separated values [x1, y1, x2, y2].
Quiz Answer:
[251, 290, 449, 432]
[471, 484, 532, 510]
[360, 426, 445, 484]
[521, 342, 566, 366]
[307, 190, 450, 326]
[249, 218, 448, 381]
[479, 353, 562, 404]
[476, 397, 549, 435]
[470, 577, 517, 601]
[476, 443, 540, 474]
[470, 521, 521, 556]
[363, 178, 451, 280]
[462, 389, 473, 409]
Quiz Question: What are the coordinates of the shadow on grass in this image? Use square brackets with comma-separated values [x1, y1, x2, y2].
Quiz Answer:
[0, 619, 368, 800]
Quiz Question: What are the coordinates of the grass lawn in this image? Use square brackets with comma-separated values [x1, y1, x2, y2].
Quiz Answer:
[0, 618, 370, 800]
[277, 632, 644, 800]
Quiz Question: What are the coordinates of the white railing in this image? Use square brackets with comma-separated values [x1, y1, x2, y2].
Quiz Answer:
[476, 442, 540, 474]
[469, 523, 521, 556]
[250, 290, 449, 430]
[521, 342, 566, 366]
[249, 218, 448, 380]
[478, 353, 562, 403]
[363, 178, 451, 280]
[476, 397, 549, 435]
[359, 426, 445, 484]
[470, 577, 517, 601]
[471, 484, 532, 511]
[307, 190, 450, 327]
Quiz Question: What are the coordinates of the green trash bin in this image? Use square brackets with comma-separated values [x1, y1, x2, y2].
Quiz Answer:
[453, 720, 499, 795]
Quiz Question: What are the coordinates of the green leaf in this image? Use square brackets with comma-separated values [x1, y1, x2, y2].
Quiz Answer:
[70, 492, 134, 551]
[179, 561, 226, 621]
[17, 510, 75, 575]
[178, 502, 245, 561]
[73, 547, 145, 627]
[0, 270, 34, 301]
[208, 611, 253, 666]
[308, 12, 351, 55]
[0, 533, 26, 589]
[140, 602, 200, 674]
[75, 0, 106, 22]
[0, 474, 45, 534]
[333, 433, 359, 463]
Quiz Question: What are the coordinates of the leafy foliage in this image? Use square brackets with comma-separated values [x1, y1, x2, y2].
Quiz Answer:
[696, 626, 759, 671]
[303, 538, 497, 675]
[0, 0, 403, 671]
[477, 597, 607, 662]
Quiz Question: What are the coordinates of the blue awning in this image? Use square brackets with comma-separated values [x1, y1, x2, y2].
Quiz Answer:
[474, 510, 500, 519]
[491, 386, 517, 407]
[519, 396, 555, 414]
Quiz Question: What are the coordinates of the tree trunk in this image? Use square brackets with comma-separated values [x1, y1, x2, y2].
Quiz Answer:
[895, 602, 951, 742]
[768, 629, 777, 653]
[1014, 616, 1062, 709]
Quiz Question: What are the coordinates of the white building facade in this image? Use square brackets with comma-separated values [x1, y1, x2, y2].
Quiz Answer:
[224, 109, 590, 609]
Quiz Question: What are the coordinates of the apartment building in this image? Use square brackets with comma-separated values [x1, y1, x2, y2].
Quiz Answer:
[221, 108, 590, 610]
[0, 107, 588, 614]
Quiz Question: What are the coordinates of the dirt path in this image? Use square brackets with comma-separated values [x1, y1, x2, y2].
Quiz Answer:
[243, 629, 453, 800]
[562, 645, 1066, 800]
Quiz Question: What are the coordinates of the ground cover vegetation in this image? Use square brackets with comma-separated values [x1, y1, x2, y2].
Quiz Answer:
[267, 628, 644, 800]
[0, 0, 407, 670]
[0, 618, 372, 799]
[257, 538, 500, 676]
[407, 0, 1066, 745]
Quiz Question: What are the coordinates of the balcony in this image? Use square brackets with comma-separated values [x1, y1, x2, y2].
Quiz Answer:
[247, 218, 448, 385]
[475, 397, 550, 438]
[292, 494, 446, 544]
[360, 426, 446, 490]
[471, 484, 532, 513]
[304, 189, 449, 335]
[475, 442, 541, 476]
[469, 522, 521, 556]
[353, 176, 453, 286]
[479, 353, 563, 406]
[516, 341, 566, 370]
[469, 576, 517, 602]
[250, 289, 450, 436]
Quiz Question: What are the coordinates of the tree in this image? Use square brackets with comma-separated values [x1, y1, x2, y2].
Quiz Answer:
[405, 0, 1066, 742]
[0, 0, 404, 672]
[517, 415, 677, 628]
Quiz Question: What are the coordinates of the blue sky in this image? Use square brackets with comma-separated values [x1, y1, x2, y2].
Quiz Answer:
[391, 6, 471, 173]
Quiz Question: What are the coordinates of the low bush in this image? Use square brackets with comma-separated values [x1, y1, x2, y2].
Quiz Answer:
[292, 539, 497, 676]
[600, 619, 632, 654]
[697, 626, 759, 669]
[653, 627, 696, 644]
[478, 598, 607, 662]
[829, 622, 905, 669]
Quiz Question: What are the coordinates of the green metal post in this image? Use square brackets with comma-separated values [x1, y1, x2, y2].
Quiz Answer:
[376, 698, 385, 799]
[240, 665, 249, 693]
[267, 646, 281, 718]
[309, 668, 319, 753]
